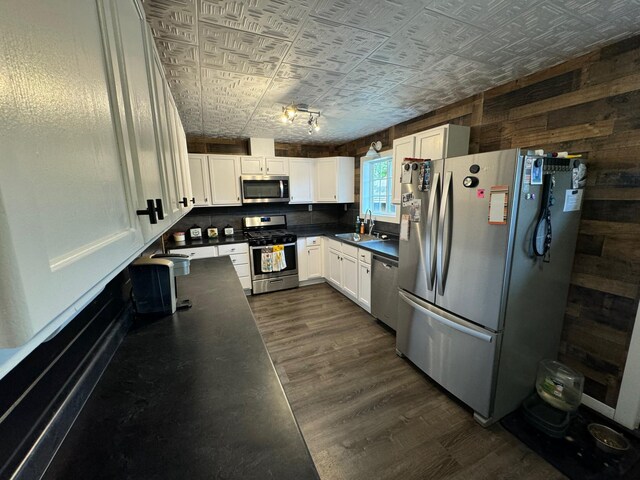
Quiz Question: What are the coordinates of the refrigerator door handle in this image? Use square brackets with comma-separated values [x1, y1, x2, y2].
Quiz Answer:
[437, 171, 453, 295]
[425, 172, 440, 289]
[399, 291, 493, 343]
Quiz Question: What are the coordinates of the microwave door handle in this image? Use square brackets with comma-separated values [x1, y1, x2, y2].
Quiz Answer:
[279, 180, 284, 198]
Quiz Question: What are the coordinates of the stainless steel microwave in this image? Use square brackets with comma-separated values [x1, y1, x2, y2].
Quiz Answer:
[241, 176, 289, 203]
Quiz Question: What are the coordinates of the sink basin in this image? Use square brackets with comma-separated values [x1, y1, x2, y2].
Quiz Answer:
[335, 232, 378, 242]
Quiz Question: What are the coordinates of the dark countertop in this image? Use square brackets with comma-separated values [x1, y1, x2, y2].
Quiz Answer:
[166, 233, 248, 250]
[43, 258, 319, 480]
[165, 224, 399, 260]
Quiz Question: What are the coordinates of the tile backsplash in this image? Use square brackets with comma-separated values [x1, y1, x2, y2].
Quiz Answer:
[171, 203, 347, 234]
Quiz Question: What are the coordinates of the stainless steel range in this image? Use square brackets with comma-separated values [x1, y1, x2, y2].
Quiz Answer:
[243, 215, 298, 294]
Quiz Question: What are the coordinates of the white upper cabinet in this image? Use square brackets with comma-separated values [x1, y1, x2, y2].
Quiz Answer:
[0, 0, 145, 347]
[289, 158, 315, 204]
[101, 0, 171, 241]
[240, 156, 264, 175]
[240, 156, 289, 175]
[391, 136, 416, 205]
[208, 156, 242, 206]
[392, 124, 470, 204]
[265, 157, 289, 175]
[188, 154, 211, 206]
[315, 157, 355, 203]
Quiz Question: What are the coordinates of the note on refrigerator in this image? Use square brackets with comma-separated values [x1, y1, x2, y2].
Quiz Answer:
[400, 214, 410, 241]
[488, 186, 509, 225]
[563, 189, 583, 212]
[401, 165, 412, 184]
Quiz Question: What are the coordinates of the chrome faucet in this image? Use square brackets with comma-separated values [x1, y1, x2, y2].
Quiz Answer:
[365, 209, 375, 235]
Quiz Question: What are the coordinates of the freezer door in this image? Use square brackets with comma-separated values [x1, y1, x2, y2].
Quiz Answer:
[398, 159, 443, 303]
[436, 150, 519, 331]
[397, 290, 500, 418]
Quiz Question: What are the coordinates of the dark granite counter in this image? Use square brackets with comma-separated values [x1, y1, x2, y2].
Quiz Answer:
[165, 233, 247, 250]
[288, 224, 399, 260]
[43, 258, 319, 480]
[165, 224, 399, 260]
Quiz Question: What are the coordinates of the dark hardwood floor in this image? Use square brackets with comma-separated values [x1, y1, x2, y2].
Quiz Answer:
[248, 283, 565, 480]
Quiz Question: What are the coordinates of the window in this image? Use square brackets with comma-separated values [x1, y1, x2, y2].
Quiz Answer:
[360, 153, 399, 223]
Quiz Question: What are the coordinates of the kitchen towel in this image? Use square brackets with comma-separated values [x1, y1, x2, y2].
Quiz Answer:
[261, 247, 273, 273]
[272, 245, 287, 272]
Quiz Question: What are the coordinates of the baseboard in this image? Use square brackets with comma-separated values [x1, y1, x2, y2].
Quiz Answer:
[299, 278, 326, 287]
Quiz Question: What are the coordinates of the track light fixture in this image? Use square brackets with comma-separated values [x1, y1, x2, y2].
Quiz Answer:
[280, 103, 321, 134]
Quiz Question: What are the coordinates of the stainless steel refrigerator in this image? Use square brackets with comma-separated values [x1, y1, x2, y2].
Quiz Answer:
[396, 148, 584, 425]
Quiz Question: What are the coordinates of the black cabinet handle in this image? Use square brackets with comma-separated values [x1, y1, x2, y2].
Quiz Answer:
[179, 197, 188, 206]
[136, 199, 157, 224]
[155, 199, 164, 220]
[191, 197, 195, 204]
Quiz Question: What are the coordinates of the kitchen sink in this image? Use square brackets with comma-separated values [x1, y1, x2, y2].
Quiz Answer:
[334, 232, 380, 243]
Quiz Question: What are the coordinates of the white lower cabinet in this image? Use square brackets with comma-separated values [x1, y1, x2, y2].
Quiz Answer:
[307, 245, 323, 279]
[170, 242, 250, 289]
[341, 253, 358, 301]
[358, 260, 372, 313]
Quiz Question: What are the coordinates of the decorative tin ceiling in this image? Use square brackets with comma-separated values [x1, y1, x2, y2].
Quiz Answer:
[141, 0, 639, 144]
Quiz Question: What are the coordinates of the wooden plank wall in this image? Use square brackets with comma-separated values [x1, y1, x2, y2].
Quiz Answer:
[184, 34, 639, 408]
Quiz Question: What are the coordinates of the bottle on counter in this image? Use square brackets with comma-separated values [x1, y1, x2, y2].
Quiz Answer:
[359, 220, 365, 234]
[355, 216, 360, 233]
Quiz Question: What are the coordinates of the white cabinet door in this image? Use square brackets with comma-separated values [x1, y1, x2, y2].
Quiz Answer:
[0, 0, 145, 347]
[415, 127, 446, 160]
[392, 135, 416, 204]
[101, 0, 172, 242]
[328, 249, 342, 287]
[189, 155, 211, 205]
[358, 261, 372, 312]
[240, 156, 264, 175]
[307, 245, 323, 279]
[209, 156, 241, 205]
[316, 158, 337, 202]
[161, 89, 187, 220]
[265, 157, 289, 175]
[341, 254, 358, 301]
[297, 239, 308, 281]
[289, 158, 314, 203]
[175, 117, 193, 211]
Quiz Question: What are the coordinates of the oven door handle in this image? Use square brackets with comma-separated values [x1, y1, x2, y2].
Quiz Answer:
[250, 242, 297, 251]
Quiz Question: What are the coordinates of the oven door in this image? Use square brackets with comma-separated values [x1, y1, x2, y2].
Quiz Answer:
[250, 242, 298, 280]
[241, 176, 289, 203]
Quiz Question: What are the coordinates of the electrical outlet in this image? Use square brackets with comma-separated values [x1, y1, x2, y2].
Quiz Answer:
[308, 204, 312, 211]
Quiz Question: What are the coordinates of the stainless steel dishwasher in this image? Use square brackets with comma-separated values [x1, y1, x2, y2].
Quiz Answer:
[371, 255, 399, 330]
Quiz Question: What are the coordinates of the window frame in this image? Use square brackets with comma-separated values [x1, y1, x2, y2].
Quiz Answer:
[359, 150, 400, 224]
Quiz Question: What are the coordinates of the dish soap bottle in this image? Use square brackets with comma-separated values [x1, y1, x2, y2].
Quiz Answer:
[355, 216, 360, 233]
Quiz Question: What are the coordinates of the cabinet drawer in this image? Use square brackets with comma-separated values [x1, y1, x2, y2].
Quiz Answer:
[358, 249, 372, 264]
[239, 276, 252, 289]
[229, 253, 249, 266]
[341, 242, 358, 258]
[218, 243, 248, 256]
[306, 236, 321, 247]
[169, 246, 217, 259]
[234, 263, 250, 277]
[327, 238, 341, 252]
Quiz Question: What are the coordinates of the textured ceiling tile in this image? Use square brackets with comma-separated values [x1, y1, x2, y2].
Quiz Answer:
[156, 39, 199, 66]
[561, 0, 640, 26]
[142, 0, 198, 44]
[310, 0, 425, 37]
[455, 34, 522, 67]
[425, 0, 544, 29]
[262, 64, 345, 104]
[199, 0, 314, 40]
[199, 24, 290, 76]
[333, 59, 418, 95]
[284, 18, 387, 74]
[370, 10, 483, 69]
